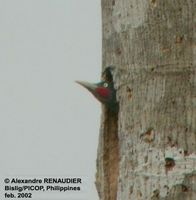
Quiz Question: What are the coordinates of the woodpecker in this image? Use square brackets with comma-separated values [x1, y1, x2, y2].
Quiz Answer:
[76, 80, 118, 113]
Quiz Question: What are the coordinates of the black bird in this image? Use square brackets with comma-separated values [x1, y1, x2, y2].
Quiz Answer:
[76, 80, 118, 113]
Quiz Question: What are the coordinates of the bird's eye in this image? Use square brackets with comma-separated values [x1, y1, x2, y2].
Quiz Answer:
[103, 83, 108, 87]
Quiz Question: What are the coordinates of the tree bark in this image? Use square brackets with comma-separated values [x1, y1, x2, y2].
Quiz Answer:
[96, 0, 196, 199]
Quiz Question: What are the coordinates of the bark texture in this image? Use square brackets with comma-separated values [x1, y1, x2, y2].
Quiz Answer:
[96, 0, 196, 199]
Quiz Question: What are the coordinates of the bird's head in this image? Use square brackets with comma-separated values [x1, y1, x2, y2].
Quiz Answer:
[76, 80, 118, 112]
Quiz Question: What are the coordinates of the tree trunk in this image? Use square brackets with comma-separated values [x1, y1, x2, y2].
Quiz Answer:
[96, 0, 196, 199]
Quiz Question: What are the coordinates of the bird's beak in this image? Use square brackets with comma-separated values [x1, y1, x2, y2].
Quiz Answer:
[75, 81, 97, 93]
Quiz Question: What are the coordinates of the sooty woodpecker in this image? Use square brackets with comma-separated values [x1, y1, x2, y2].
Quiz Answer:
[76, 80, 118, 113]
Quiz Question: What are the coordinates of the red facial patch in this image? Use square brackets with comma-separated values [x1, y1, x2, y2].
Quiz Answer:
[96, 87, 110, 98]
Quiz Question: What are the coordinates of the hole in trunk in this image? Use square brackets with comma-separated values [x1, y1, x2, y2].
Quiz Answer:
[102, 66, 119, 200]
